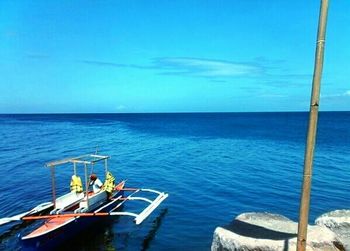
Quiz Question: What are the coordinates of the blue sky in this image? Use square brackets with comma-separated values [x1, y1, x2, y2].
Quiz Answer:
[0, 0, 349, 113]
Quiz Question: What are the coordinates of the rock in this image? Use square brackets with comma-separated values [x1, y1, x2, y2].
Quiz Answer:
[316, 210, 350, 250]
[211, 212, 345, 251]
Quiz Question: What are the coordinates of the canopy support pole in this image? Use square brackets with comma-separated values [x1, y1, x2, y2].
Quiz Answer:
[84, 163, 89, 208]
[50, 166, 56, 208]
[104, 158, 108, 176]
[73, 162, 77, 176]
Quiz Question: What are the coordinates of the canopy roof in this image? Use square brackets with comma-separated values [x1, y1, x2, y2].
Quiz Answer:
[46, 154, 109, 167]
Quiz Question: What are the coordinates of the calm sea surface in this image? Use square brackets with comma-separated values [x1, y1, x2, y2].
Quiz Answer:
[0, 112, 349, 250]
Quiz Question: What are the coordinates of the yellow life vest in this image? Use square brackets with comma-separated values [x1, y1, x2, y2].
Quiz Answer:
[103, 171, 115, 193]
[70, 175, 83, 193]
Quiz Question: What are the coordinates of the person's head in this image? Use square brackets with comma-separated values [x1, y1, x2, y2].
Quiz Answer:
[90, 174, 97, 181]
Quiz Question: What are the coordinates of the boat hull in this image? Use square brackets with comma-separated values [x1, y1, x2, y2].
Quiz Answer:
[21, 190, 124, 251]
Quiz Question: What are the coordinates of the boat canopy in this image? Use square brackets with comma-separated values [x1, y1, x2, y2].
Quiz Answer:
[45, 154, 111, 209]
[46, 154, 109, 167]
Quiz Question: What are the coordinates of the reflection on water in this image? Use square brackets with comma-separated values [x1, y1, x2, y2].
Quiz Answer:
[142, 208, 168, 251]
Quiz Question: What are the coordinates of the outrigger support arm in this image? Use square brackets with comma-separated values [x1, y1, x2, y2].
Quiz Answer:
[22, 188, 168, 225]
[133, 191, 168, 225]
[0, 202, 53, 226]
[107, 188, 168, 225]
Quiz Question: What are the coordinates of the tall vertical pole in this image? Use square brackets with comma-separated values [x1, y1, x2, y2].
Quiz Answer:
[297, 1, 329, 250]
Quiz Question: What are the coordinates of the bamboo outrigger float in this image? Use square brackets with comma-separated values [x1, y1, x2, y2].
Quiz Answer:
[0, 154, 168, 250]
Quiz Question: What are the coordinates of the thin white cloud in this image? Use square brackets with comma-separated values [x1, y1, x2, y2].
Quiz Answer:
[78, 57, 263, 80]
[4, 31, 18, 38]
[259, 94, 287, 98]
[79, 60, 127, 67]
[116, 105, 126, 111]
[155, 57, 261, 78]
[321, 90, 350, 99]
[26, 53, 50, 59]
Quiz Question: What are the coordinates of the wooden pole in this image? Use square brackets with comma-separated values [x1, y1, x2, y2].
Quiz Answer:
[297, 0, 329, 250]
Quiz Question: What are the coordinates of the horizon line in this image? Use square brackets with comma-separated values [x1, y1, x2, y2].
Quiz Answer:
[0, 110, 349, 115]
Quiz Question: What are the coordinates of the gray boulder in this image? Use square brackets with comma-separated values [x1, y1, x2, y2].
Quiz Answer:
[316, 210, 350, 250]
[211, 212, 345, 251]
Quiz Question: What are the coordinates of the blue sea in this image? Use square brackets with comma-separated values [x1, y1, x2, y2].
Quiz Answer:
[0, 112, 349, 250]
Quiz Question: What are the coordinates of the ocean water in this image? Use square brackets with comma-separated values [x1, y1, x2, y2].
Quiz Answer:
[0, 112, 349, 250]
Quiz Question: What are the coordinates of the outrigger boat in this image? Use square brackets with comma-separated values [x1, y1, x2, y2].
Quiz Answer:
[0, 154, 168, 250]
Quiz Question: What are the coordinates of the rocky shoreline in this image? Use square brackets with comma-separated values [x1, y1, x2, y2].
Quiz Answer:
[211, 210, 350, 251]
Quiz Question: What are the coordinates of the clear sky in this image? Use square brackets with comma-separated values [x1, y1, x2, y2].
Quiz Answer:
[0, 1, 349, 113]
